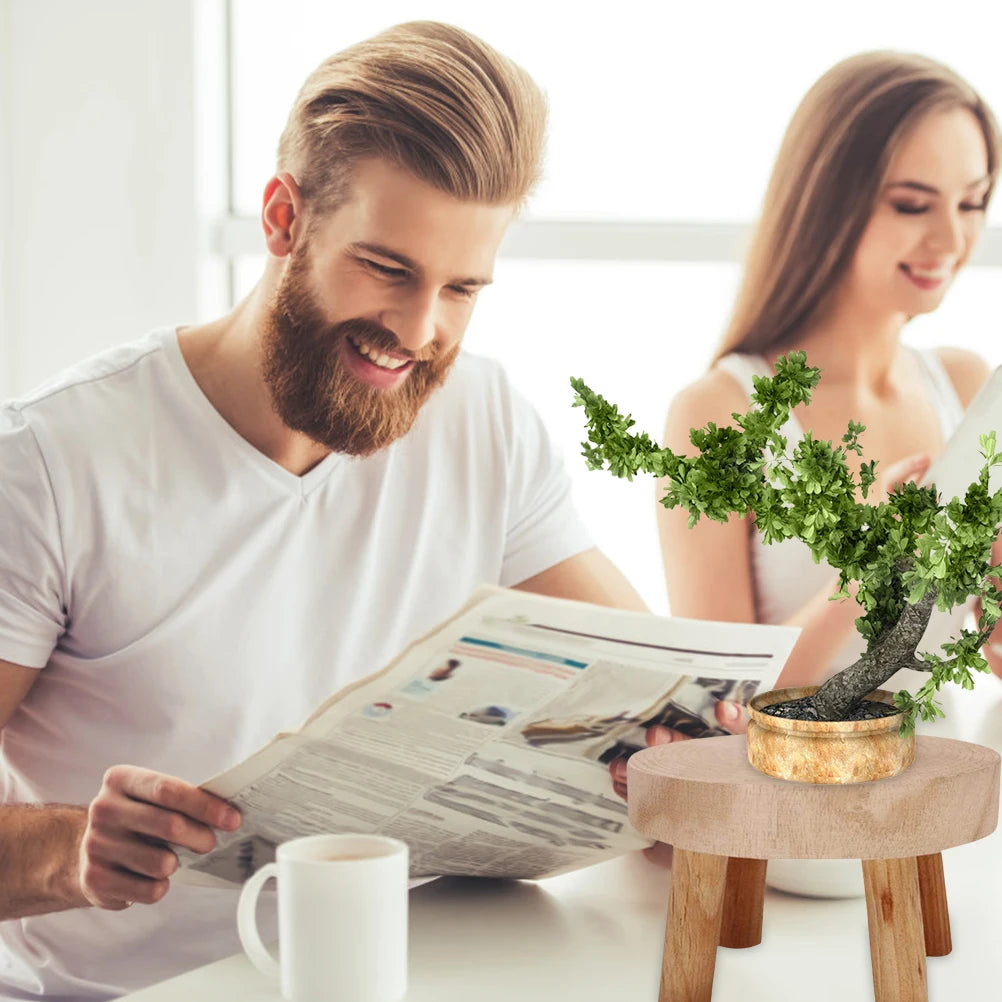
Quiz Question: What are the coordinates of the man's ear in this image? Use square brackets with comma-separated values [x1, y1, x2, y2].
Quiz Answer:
[262, 172, 305, 257]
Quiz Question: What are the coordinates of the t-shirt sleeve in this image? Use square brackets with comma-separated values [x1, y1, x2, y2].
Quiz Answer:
[498, 379, 594, 587]
[0, 407, 67, 667]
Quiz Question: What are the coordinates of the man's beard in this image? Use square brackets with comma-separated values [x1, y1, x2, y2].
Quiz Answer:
[261, 252, 460, 457]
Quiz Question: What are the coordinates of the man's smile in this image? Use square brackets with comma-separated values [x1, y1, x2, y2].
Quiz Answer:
[340, 332, 415, 390]
[346, 332, 413, 371]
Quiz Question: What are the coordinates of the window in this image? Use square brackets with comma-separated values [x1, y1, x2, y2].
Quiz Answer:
[229, 1, 1002, 224]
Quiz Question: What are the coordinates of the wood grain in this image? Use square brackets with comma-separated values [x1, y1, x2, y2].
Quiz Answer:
[916, 853, 952, 957]
[719, 857, 767, 949]
[862, 857, 928, 1002]
[628, 735, 999, 859]
[660, 849, 728, 1002]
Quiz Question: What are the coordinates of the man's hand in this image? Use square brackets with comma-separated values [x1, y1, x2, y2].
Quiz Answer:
[79, 766, 241, 909]
[608, 700, 748, 866]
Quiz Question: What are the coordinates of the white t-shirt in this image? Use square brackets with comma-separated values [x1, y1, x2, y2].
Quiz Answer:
[0, 327, 593, 1000]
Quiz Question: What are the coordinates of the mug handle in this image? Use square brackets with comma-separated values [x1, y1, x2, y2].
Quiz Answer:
[237, 862, 280, 980]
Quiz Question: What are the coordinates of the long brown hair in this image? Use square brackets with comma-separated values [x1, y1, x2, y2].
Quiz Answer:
[715, 52, 1001, 362]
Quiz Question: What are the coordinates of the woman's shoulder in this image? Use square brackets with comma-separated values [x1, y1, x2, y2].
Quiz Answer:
[663, 361, 754, 447]
[929, 347, 992, 408]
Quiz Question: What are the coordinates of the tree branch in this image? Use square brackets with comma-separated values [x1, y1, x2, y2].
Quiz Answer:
[810, 586, 938, 719]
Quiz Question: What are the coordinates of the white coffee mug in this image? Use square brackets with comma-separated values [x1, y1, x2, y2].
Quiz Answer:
[237, 833, 409, 1002]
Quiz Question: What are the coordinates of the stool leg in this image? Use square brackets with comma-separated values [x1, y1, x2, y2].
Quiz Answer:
[719, 857, 767, 949]
[660, 848, 729, 1002]
[861, 857, 928, 1002]
[916, 852, 951, 956]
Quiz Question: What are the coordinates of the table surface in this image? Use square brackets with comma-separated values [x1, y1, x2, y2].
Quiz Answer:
[119, 685, 1002, 1002]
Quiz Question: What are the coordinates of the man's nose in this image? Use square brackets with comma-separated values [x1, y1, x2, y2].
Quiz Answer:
[381, 295, 438, 355]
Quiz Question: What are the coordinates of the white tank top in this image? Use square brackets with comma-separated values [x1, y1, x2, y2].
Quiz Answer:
[715, 350, 968, 706]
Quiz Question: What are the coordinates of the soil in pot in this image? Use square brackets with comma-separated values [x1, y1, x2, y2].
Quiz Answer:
[760, 696, 899, 721]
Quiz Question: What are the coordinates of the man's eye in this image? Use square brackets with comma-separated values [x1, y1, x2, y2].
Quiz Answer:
[365, 260, 408, 278]
[892, 203, 928, 215]
[449, 285, 477, 300]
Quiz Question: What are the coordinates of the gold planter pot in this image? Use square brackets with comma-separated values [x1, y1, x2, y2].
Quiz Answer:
[746, 686, 914, 784]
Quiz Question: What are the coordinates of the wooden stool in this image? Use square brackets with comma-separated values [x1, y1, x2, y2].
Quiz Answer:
[627, 735, 999, 1002]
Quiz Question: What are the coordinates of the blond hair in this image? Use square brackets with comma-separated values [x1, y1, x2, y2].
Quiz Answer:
[276, 21, 547, 215]
[716, 52, 1001, 361]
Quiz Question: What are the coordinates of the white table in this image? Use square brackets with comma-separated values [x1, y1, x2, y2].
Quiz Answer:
[120, 686, 1002, 1002]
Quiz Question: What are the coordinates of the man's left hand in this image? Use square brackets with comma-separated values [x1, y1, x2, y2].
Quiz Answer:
[608, 700, 749, 865]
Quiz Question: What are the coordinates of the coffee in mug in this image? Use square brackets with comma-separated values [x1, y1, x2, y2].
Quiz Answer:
[321, 850, 395, 861]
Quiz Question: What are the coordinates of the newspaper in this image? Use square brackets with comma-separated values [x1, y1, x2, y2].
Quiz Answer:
[923, 364, 1002, 503]
[178, 587, 799, 887]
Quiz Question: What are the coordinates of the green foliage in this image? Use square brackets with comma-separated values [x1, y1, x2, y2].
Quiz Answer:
[572, 353, 1002, 732]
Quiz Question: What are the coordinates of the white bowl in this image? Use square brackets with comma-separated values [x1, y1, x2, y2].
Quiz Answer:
[765, 858, 864, 899]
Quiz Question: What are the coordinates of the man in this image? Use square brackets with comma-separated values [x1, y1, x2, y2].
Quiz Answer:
[0, 22, 742, 999]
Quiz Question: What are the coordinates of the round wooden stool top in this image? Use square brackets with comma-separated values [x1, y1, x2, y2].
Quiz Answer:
[627, 734, 999, 859]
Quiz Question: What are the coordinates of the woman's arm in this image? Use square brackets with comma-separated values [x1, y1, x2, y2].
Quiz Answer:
[657, 370, 865, 688]
[935, 346, 992, 408]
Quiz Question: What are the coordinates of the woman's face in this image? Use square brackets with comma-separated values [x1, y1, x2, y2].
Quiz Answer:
[845, 107, 991, 321]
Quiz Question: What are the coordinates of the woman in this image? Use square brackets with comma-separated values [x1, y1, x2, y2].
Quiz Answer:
[660, 52, 1002, 707]
[656, 51, 1001, 897]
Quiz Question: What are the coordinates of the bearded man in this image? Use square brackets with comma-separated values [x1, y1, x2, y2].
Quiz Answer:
[0, 22, 742, 1000]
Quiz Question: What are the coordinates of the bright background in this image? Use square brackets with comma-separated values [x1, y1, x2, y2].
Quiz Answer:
[2, 0, 1001, 613]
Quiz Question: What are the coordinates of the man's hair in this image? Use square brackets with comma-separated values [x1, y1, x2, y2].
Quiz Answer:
[715, 51, 1000, 361]
[277, 21, 547, 215]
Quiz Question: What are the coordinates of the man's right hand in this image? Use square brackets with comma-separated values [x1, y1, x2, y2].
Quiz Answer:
[79, 766, 241, 909]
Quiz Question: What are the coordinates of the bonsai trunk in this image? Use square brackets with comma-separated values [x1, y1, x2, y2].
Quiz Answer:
[807, 588, 938, 720]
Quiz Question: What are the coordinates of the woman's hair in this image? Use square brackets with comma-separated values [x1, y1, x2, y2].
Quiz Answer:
[276, 21, 547, 217]
[715, 51, 1001, 362]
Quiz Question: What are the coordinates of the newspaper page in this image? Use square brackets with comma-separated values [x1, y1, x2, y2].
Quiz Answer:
[178, 587, 799, 886]
[923, 364, 1002, 503]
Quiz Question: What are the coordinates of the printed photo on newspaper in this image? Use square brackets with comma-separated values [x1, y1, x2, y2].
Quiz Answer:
[177, 586, 799, 887]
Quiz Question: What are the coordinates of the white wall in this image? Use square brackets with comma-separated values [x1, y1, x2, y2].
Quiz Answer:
[0, 1, 11, 399]
[0, 0, 204, 398]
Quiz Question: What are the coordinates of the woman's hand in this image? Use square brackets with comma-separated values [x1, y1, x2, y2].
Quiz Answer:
[876, 452, 931, 502]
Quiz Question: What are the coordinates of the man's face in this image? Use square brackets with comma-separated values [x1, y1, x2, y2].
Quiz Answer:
[262, 158, 515, 456]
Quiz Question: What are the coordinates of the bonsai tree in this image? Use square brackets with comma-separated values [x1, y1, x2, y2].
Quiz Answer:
[571, 352, 1002, 734]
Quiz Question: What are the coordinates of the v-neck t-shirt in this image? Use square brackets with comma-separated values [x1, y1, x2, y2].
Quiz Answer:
[0, 327, 592, 999]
